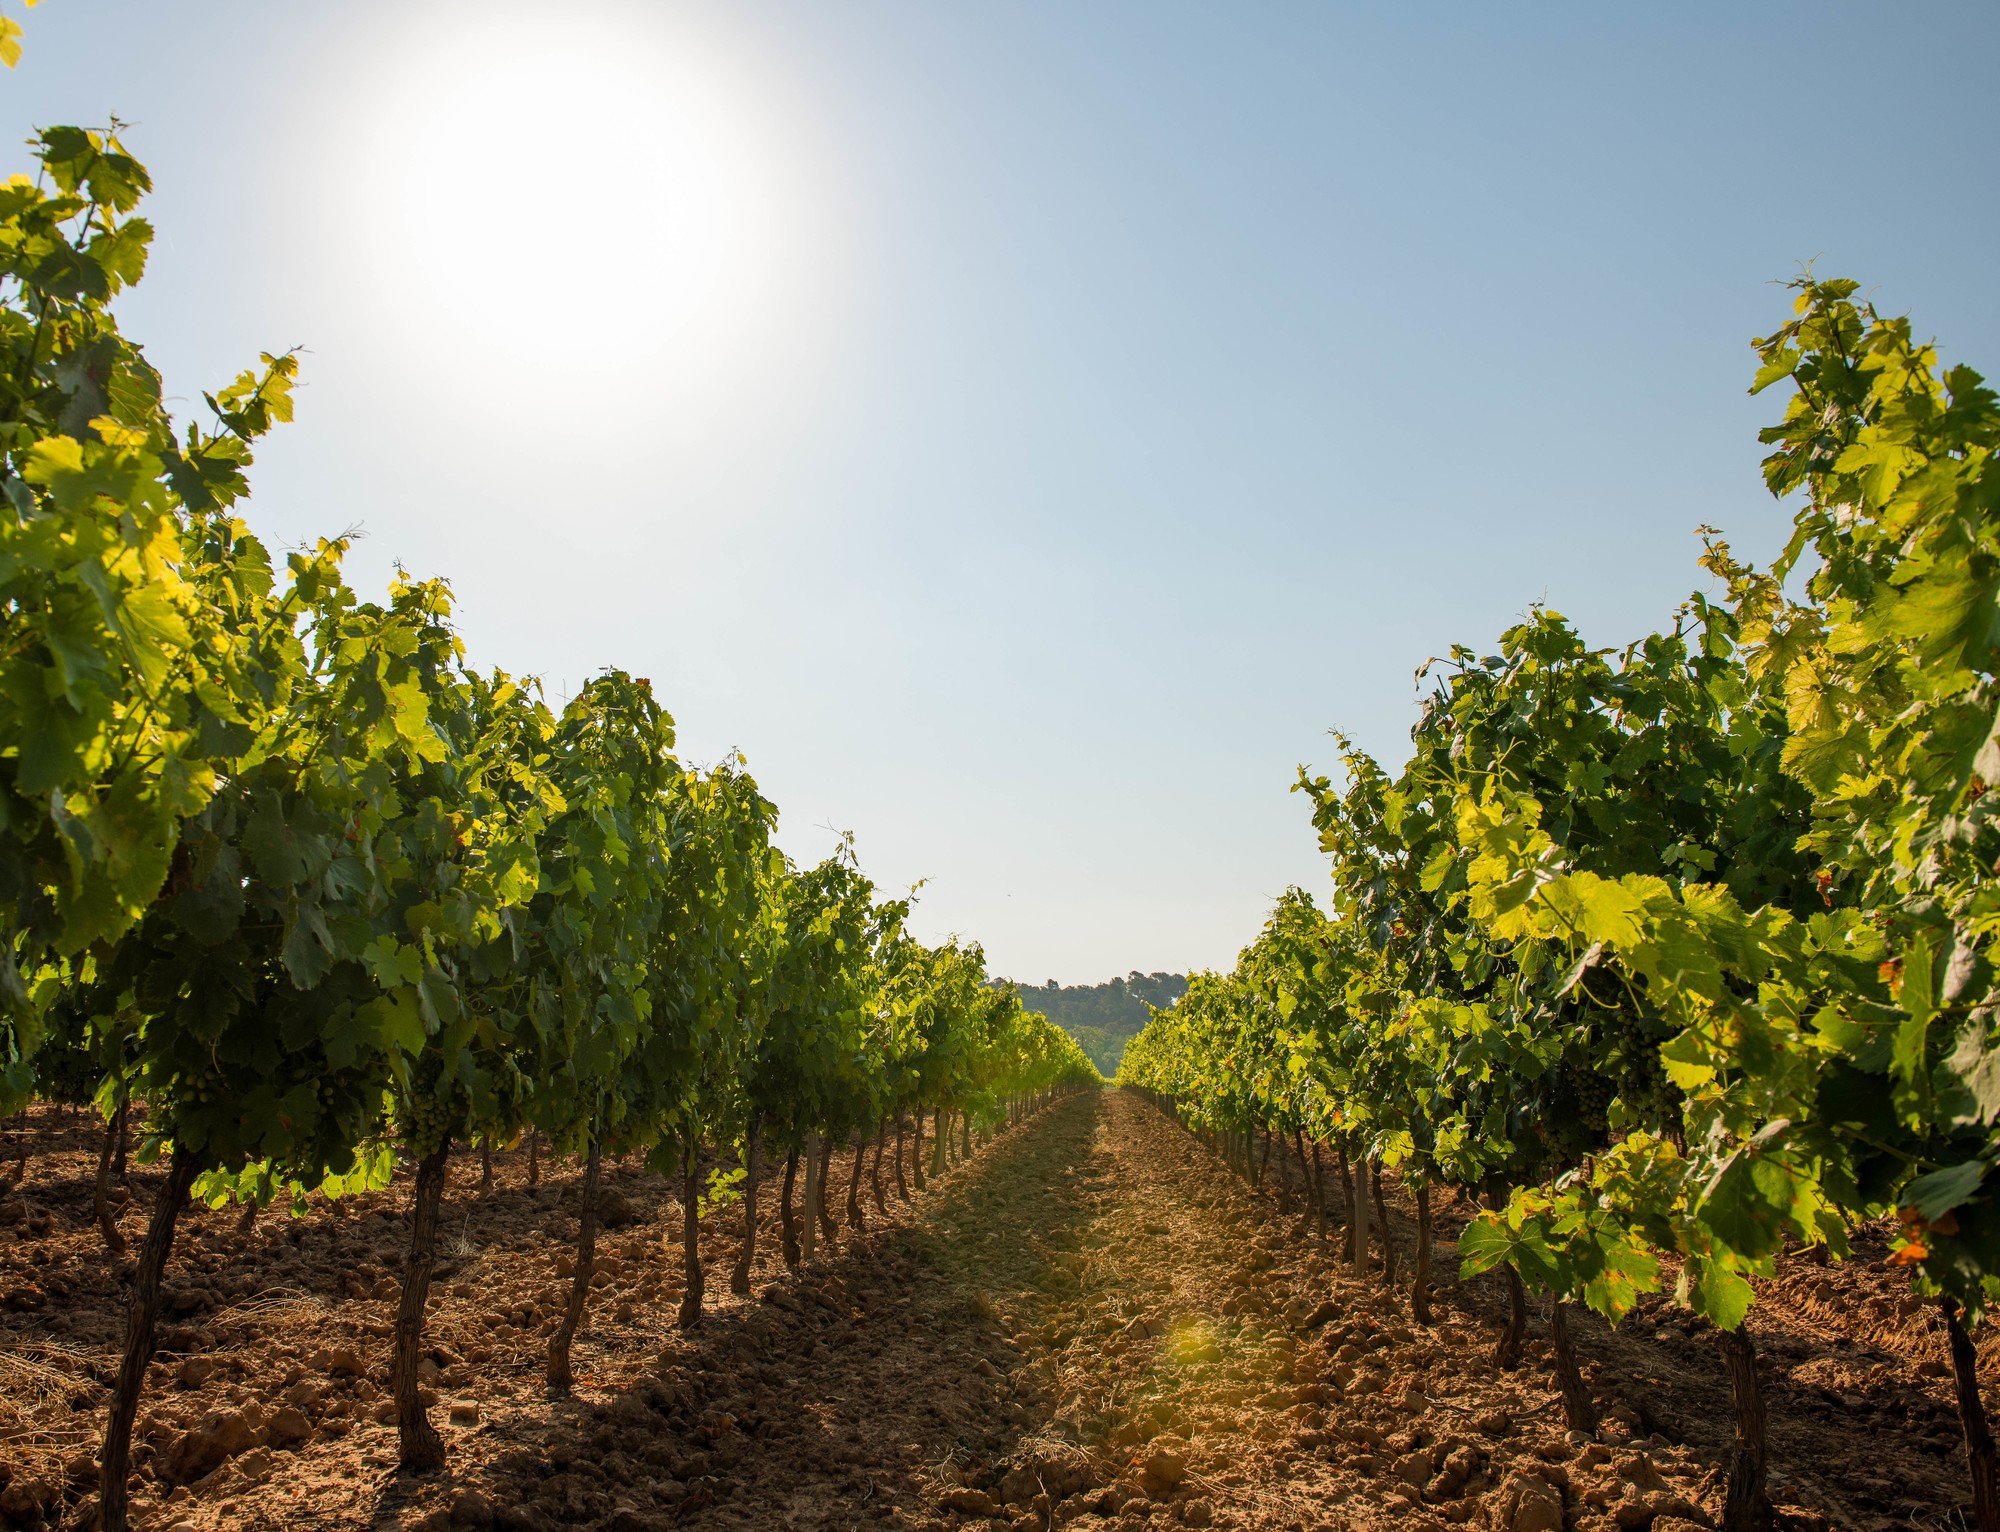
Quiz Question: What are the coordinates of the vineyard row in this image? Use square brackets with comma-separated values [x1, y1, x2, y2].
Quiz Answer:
[1119, 276, 2000, 1532]
[0, 124, 1099, 1532]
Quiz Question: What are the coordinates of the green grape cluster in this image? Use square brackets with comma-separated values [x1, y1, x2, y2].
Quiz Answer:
[396, 1087, 455, 1155]
[1584, 1007, 1680, 1127]
[1540, 1065, 1612, 1163]
[174, 1065, 226, 1114]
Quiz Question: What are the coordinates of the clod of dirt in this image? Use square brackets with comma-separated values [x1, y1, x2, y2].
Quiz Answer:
[264, 1404, 313, 1447]
[1302, 1298, 1340, 1330]
[1140, 1437, 1189, 1491]
[311, 1343, 365, 1377]
[597, 1187, 641, 1228]
[0, 1476, 58, 1521]
[1503, 1471, 1567, 1532]
[165, 1406, 257, 1482]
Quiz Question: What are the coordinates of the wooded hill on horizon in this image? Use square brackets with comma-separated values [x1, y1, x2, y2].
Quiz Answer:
[1004, 972, 1188, 1077]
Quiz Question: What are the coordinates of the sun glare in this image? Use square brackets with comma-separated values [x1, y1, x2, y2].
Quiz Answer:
[348, 8, 810, 410]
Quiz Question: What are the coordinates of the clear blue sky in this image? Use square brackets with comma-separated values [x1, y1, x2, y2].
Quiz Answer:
[10, 2, 1997, 982]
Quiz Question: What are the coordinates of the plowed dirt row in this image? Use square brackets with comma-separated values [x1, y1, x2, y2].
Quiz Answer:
[0, 1091, 1988, 1531]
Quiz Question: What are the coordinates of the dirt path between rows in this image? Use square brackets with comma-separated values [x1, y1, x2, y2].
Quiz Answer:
[1, 1090, 1985, 1531]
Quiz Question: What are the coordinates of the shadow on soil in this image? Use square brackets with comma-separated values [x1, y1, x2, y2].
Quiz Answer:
[368, 1096, 1108, 1532]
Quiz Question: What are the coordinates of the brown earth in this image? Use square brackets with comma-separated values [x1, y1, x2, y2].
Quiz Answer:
[0, 1091, 1987, 1531]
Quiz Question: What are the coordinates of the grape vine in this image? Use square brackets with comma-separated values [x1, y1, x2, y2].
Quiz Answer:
[1121, 277, 2000, 1531]
[0, 125, 1098, 1531]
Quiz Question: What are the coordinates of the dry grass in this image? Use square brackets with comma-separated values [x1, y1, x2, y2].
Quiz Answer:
[0, 1340, 105, 1487]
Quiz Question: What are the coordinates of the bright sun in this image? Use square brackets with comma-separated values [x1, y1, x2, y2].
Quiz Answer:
[355, 9, 803, 387]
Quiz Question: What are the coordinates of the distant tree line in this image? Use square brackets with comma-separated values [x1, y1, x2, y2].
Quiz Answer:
[1004, 973, 1188, 1076]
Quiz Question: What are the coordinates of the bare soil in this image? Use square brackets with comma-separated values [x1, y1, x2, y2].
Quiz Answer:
[0, 1091, 1986, 1531]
